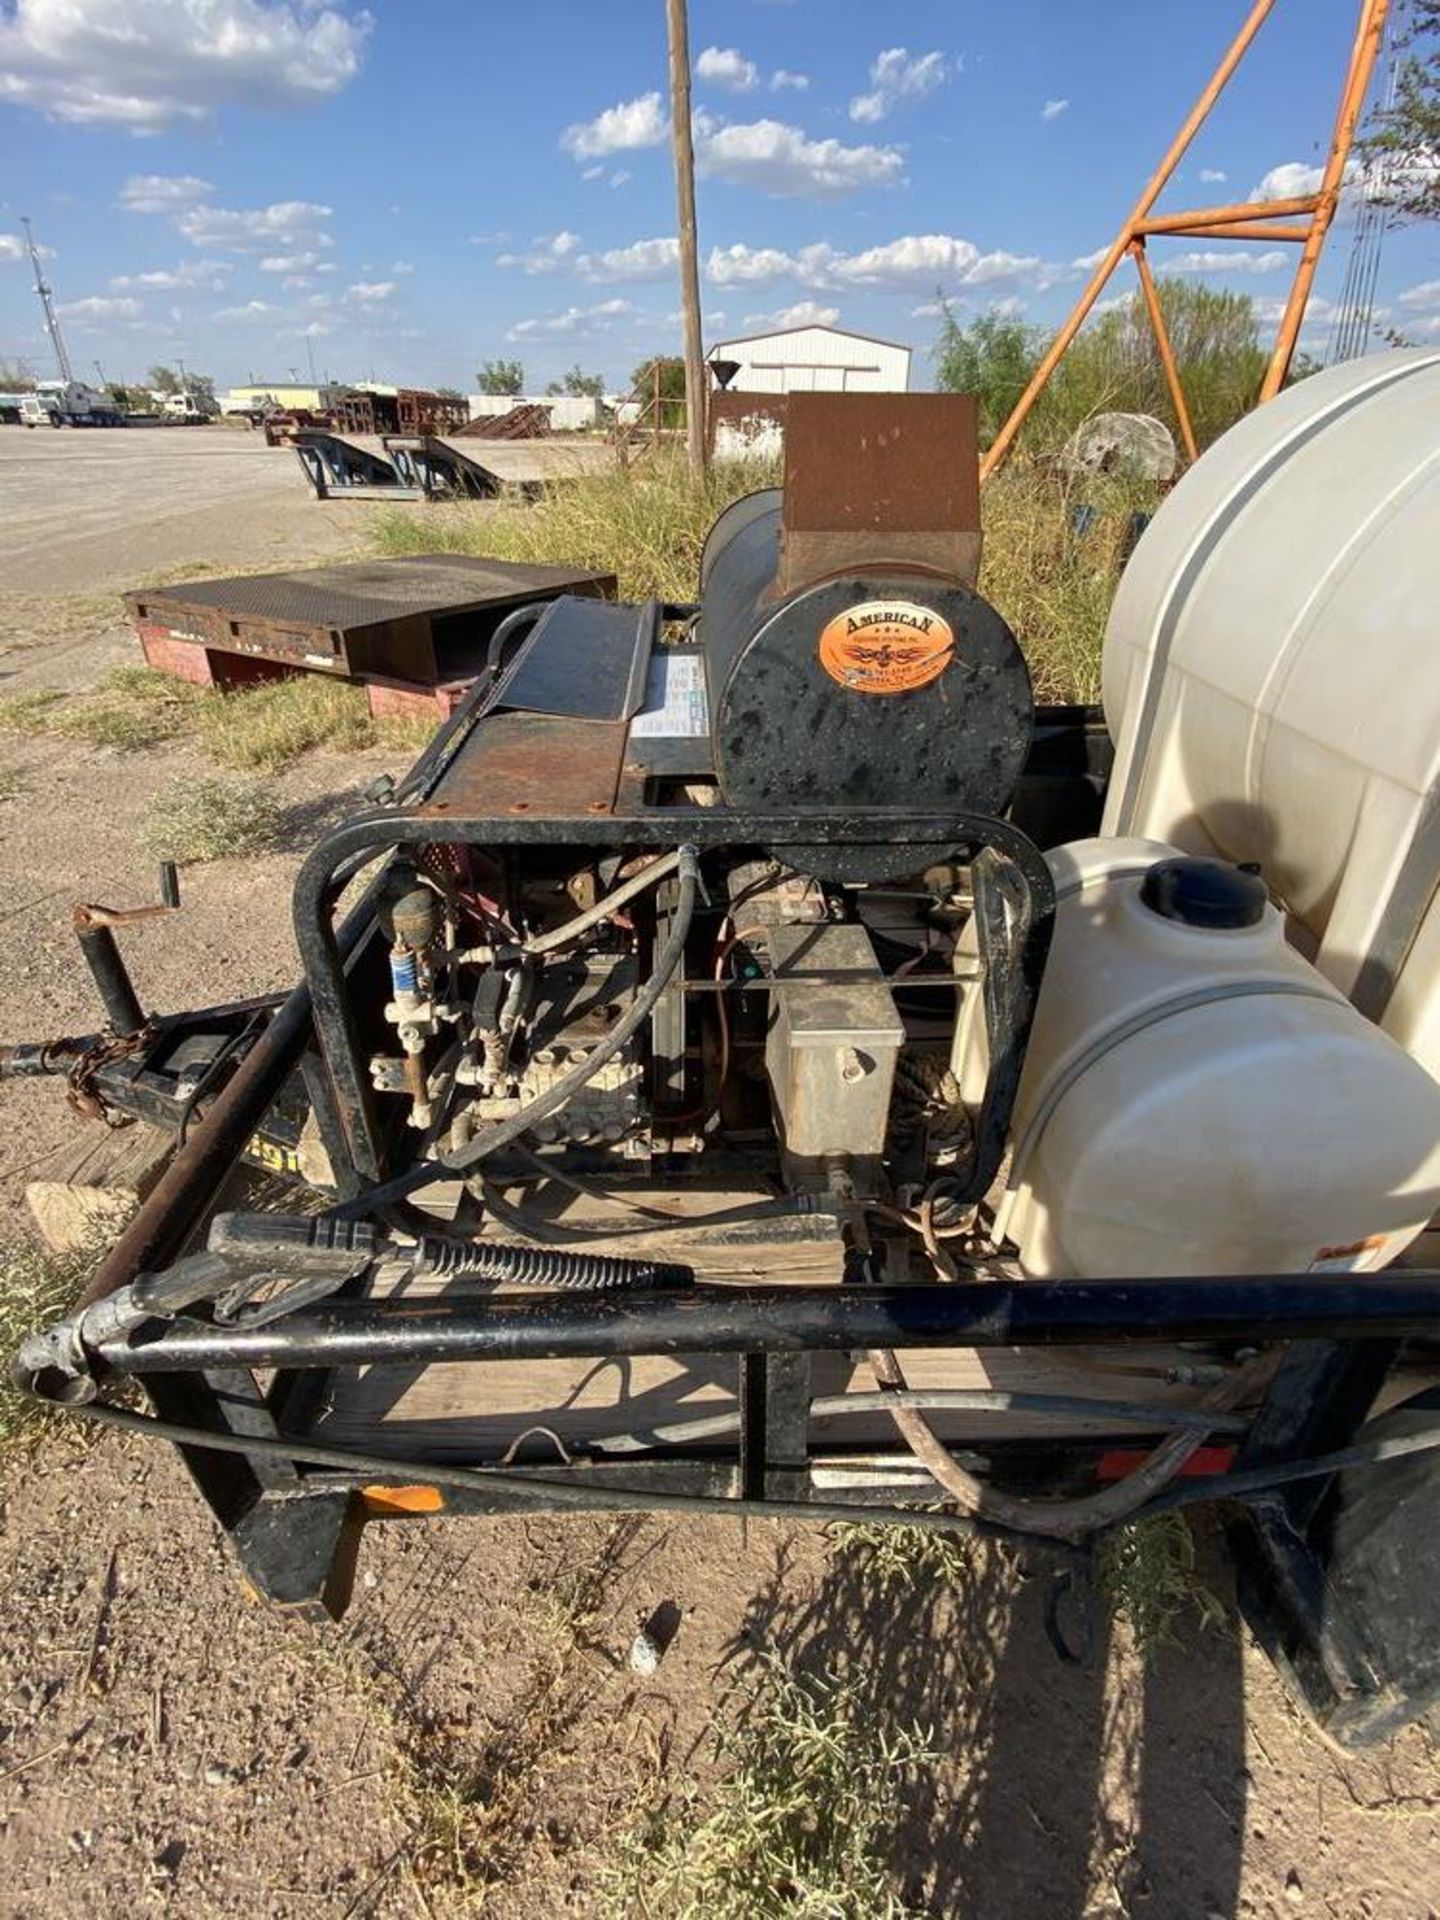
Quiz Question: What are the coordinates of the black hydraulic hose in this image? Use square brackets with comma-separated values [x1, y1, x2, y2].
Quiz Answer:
[481, 602, 548, 680]
[332, 845, 701, 1219]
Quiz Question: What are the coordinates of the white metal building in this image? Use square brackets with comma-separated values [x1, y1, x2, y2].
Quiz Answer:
[707, 324, 911, 395]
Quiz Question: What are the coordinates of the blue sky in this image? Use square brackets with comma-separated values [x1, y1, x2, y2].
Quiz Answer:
[1, 0, 1436, 394]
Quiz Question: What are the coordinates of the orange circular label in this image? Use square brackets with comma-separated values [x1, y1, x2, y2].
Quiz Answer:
[818, 600, 955, 696]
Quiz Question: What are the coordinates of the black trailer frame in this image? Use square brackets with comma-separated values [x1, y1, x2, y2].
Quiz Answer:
[15, 679, 1440, 1746]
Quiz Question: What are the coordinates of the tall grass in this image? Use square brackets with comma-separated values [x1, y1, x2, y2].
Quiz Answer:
[369, 452, 1154, 704]
[371, 454, 781, 604]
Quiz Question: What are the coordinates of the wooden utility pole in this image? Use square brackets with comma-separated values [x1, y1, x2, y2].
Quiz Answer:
[666, 0, 707, 477]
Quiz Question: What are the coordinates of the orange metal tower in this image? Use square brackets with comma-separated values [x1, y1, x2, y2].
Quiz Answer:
[981, 0, 1392, 479]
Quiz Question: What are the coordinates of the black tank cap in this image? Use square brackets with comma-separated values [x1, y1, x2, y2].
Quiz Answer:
[1139, 856, 1268, 930]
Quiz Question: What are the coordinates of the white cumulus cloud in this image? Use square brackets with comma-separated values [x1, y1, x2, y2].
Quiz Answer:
[259, 250, 322, 274]
[0, 0, 371, 130]
[849, 48, 949, 124]
[694, 114, 903, 198]
[829, 233, 1044, 290]
[1169, 249, 1287, 274]
[1398, 279, 1440, 311]
[214, 298, 285, 321]
[561, 91, 666, 161]
[1041, 98, 1069, 121]
[1251, 161, 1327, 201]
[506, 297, 633, 342]
[119, 173, 214, 212]
[348, 280, 396, 304]
[696, 46, 759, 93]
[1199, 167, 1228, 183]
[740, 299, 840, 330]
[771, 69, 809, 92]
[579, 236, 679, 282]
[177, 200, 333, 252]
[110, 259, 231, 290]
[706, 242, 806, 287]
[56, 293, 142, 319]
[706, 232, 1050, 294]
[496, 231, 583, 275]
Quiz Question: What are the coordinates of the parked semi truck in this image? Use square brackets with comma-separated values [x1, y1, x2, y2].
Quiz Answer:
[20, 379, 124, 428]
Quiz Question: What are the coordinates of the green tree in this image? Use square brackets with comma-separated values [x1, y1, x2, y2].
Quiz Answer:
[1357, 0, 1439, 223]
[1060, 279, 1267, 450]
[630, 354, 686, 402]
[932, 303, 1043, 445]
[184, 372, 217, 413]
[476, 358, 524, 395]
[147, 365, 215, 411]
[546, 364, 605, 399]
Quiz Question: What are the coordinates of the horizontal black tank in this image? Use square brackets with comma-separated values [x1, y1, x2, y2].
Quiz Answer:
[699, 493, 1034, 835]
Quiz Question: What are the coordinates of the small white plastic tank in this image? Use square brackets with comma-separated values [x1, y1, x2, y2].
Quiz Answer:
[1101, 350, 1440, 1083]
[995, 840, 1440, 1280]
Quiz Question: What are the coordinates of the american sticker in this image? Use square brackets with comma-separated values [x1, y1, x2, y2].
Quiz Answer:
[819, 600, 955, 696]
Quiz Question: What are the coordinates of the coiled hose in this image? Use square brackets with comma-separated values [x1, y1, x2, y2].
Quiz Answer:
[418, 1235, 691, 1292]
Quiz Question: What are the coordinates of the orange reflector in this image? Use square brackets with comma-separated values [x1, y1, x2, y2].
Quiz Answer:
[360, 1483, 445, 1516]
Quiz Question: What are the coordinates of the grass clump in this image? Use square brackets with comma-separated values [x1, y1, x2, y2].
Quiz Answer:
[1097, 1512, 1225, 1651]
[195, 673, 376, 771]
[370, 452, 781, 605]
[602, 1652, 936, 1920]
[0, 667, 198, 751]
[0, 665, 433, 774]
[0, 1238, 101, 1462]
[833, 1519, 977, 1596]
[140, 774, 281, 864]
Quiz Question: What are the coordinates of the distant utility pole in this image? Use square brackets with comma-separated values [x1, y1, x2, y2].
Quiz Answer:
[666, 0, 707, 478]
[21, 216, 71, 384]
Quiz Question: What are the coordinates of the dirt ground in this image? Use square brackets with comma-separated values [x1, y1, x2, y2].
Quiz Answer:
[0, 431, 1436, 1918]
[0, 421, 384, 593]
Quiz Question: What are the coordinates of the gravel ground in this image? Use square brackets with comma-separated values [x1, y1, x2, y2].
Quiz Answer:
[0, 433, 1436, 1918]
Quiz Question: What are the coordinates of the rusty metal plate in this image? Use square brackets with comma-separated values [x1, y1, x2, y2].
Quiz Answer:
[781, 393, 980, 536]
[426, 711, 628, 819]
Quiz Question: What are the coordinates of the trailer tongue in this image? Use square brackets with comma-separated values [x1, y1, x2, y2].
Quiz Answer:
[9, 373, 1440, 1748]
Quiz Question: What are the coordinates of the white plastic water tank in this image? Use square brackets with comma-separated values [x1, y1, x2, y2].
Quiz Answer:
[999, 840, 1440, 1280]
[1101, 350, 1440, 1083]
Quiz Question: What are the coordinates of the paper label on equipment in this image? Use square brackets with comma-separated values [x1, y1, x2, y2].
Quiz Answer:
[630, 652, 709, 738]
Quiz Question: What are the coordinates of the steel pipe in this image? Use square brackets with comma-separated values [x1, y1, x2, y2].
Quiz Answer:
[92, 1273, 1440, 1375]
